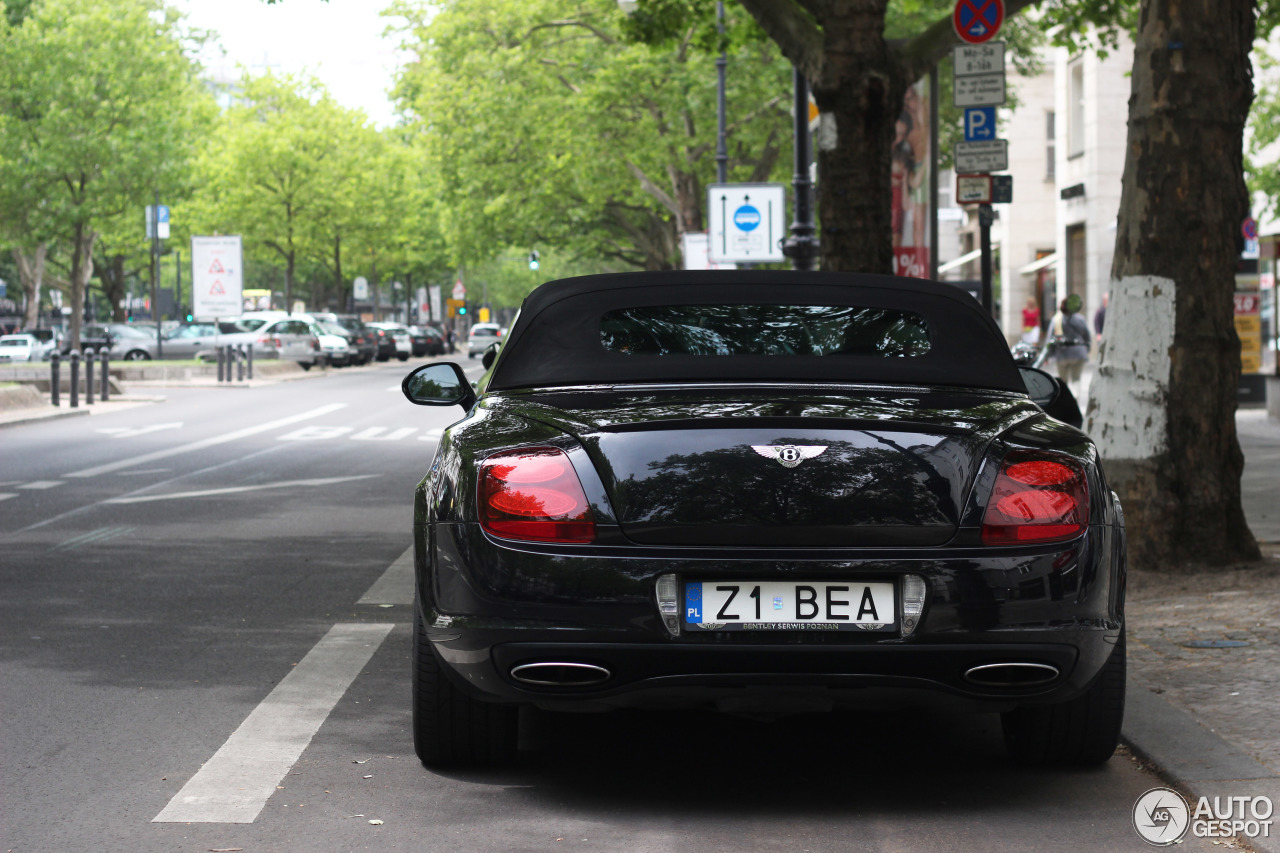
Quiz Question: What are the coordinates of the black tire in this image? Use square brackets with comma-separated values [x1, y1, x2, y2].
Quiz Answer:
[413, 606, 517, 768]
[398, 353, 409, 362]
[124, 350, 151, 361]
[1002, 632, 1126, 766]
[300, 362, 312, 371]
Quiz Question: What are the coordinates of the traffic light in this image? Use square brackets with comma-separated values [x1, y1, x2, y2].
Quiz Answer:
[458, 303, 467, 315]
[528, 250, 540, 270]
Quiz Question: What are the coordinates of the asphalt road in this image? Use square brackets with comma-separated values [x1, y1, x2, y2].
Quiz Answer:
[0, 358, 1224, 852]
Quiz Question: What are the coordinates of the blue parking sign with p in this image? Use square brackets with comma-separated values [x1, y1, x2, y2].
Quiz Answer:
[964, 107, 996, 141]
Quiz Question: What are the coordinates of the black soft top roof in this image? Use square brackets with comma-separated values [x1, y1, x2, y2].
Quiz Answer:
[487, 271, 1024, 393]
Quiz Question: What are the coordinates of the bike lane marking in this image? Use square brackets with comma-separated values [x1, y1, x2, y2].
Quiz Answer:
[63, 403, 348, 478]
[153, 622, 395, 824]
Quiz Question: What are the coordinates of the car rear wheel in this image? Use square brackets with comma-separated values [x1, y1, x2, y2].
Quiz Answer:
[124, 350, 151, 361]
[1001, 632, 1126, 766]
[413, 605, 517, 768]
[398, 353, 409, 362]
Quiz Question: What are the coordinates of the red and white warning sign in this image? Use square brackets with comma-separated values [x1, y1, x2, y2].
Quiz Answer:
[191, 235, 243, 320]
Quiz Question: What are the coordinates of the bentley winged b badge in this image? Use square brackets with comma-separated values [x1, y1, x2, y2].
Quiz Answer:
[751, 444, 827, 469]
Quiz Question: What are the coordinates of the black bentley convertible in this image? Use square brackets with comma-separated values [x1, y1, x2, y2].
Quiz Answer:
[403, 272, 1125, 769]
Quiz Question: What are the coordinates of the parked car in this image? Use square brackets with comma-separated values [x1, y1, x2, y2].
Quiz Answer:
[151, 323, 224, 360]
[0, 333, 38, 362]
[312, 320, 353, 367]
[417, 325, 447, 356]
[466, 322, 501, 358]
[312, 314, 376, 365]
[198, 317, 323, 369]
[367, 322, 412, 361]
[22, 329, 62, 361]
[401, 271, 1126, 769]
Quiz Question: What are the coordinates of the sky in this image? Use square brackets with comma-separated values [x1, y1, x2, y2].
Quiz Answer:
[176, 0, 411, 127]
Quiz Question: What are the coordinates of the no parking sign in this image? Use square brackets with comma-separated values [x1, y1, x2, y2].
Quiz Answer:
[953, 0, 1004, 44]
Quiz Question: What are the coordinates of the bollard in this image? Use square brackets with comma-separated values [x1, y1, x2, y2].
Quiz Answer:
[246, 343, 253, 379]
[236, 345, 245, 381]
[217, 345, 225, 383]
[50, 351, 61, 407]
[69, 350, 80, 408]
[85, 348, 96, 405]
[100, 349, 110, 402]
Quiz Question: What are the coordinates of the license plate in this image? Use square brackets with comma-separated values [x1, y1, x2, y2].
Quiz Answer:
[684, 581, 896, 632]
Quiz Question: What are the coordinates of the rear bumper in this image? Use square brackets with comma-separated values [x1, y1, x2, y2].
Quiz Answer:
[419, 520, 1125, 713]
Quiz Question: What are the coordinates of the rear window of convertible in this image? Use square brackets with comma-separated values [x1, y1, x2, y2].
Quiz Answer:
[600, 305, 930, 358]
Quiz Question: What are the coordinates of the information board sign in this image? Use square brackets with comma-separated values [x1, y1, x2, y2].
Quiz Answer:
[707, 183, 787, 263]
[191, 236, 243, 319]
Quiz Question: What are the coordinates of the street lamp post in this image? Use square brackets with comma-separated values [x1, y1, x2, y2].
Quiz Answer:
[781, 69, 819, 271]
[715, 0, 728, 184]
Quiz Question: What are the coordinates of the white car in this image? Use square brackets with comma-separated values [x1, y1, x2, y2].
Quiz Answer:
[313, 321, 353, 367]
[466, 323, 502, 358]
[0, 333, 38, 362]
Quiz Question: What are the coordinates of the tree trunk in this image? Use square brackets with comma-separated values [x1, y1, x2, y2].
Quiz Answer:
[334, 234, 343, 312]
[810, 5, 904, 274]
[67, 223, 97, 351]
[12, 244, 46, 329]
[1086, 0, 1260, 569]
[96, 254, 129, 322]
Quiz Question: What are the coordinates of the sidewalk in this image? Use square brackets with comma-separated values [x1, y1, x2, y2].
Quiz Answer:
[1123, 409, 1280, 851]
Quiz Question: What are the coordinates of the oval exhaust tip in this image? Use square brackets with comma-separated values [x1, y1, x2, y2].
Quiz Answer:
[964, 662, 1060, 688]
[510, 662, 611, 687]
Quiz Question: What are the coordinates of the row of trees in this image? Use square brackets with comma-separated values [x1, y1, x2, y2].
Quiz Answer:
[3, 0, 1277, 572]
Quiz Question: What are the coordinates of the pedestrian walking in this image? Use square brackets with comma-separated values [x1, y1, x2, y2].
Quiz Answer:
[1021, 296, 1041, 345]
[1094, 292, 1108, 343]
[1048, 294, 1090, 396]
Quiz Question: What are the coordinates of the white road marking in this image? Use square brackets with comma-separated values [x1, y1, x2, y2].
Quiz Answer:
[277, 425, 353, 441]
[417, 427, 444, 441]
[0, 493, 16, 502]
[52, 526, 134, 551]
[358, 546, 415, 606]
[64, 404, 347, 478]
[95, 422, 183, 439]
[22, 445, 291, 532]
[153, 623, 395, 824]
[19, 481, 64, 490]
[385, 385, 401, 392]
[116, 468, 172, 476]
[104, 475, 378, 504]
[350, 427, 416, 442]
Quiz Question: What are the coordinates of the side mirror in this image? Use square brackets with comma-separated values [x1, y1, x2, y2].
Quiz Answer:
[402, 362, 476, 410]
[481, 341, 500, 370]
[1019, 366, 1083, 428]
[1018, 366, 1058, 407]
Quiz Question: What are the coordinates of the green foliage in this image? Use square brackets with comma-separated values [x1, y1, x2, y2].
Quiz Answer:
[1246, 46, 1280, 218]
[390, 0, 792, 272]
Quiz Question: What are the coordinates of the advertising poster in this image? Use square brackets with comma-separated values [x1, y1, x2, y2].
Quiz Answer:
[191, 236, 244, 319]
[892, 76, 932, 279]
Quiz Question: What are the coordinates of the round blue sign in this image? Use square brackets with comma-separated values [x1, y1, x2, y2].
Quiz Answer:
[733, 204, 761, 232]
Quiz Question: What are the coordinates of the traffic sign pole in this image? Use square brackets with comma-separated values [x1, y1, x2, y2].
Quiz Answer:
[979, 204, 994, 317]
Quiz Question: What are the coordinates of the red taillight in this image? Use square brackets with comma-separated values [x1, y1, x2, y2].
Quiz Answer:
[981, 455, 1089, 545]
[478, 448, 595, 543]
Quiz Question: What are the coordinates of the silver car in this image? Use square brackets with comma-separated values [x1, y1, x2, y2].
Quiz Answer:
[466, 322, 501, 358]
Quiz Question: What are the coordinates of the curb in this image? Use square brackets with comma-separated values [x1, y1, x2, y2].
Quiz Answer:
[0, 407, 91, 429]
[1123, 674, 1280, 852]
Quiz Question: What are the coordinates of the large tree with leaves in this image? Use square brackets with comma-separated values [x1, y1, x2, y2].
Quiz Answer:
[0, 0, 210, 348]
[391, 0, 792, 271]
